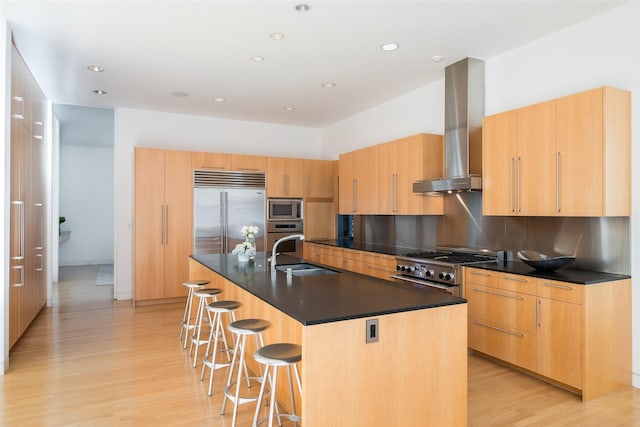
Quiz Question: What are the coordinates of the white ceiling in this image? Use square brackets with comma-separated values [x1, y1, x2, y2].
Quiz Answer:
[1, 0, 626, 129]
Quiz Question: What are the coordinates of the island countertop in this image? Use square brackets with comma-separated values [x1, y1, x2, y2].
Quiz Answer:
[191, 252, 466, 326]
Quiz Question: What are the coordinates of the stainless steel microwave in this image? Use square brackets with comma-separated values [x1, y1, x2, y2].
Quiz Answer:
[267, 198, 302, 221]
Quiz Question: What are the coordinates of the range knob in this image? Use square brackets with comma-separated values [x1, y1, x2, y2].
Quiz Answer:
[396, 265, 402, 271]
[418, 267, 427, 277]
[439, 272, 445, 279]
[425, 270, 435, 278]
[406, 266, 415, 273]
[444, 273, 455, 281]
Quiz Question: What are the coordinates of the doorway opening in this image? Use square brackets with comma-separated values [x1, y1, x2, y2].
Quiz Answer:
[53, 104, 115, 301]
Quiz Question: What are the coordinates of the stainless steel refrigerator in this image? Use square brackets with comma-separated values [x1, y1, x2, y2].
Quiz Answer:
[193, 170, 266, 255]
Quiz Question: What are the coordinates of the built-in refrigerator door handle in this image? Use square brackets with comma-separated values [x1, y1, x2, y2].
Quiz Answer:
[161, 205, 165, 245]
[556, 151, 561, 213]
[222, 191, 229, 253]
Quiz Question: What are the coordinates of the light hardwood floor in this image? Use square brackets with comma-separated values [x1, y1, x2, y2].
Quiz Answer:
[2, 266, 639, 426]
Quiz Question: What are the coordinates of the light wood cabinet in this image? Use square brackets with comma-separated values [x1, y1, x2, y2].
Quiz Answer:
[464, 266, 631, 401]
[555, 87, 630, 216]
[303, 160, 337, 240]
[536, 283, 583, 389]
[466, 270, 537, 372]
[483, 86, 630, 217]
[338, 134, 444, 215]
[267, 157, 305, 197]
[304, 160, 335, 199]
[134, 148, 193, 303]
[192, 151, 231, 170]
[338, 151, 359, 214]
[9, 43, 48, 349]
[231, 154, 266, 172]
[304, 243, 395, 281]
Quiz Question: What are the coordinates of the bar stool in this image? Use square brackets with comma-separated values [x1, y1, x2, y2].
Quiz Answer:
[221, 318, 271, 427]
[189, 288, 223, 366]
[200, 300, 241, 395]
[252, 343, 302, 427]
[179, 280, 209, 348]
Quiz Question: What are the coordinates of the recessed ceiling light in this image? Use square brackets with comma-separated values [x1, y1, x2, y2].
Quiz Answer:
[283, 106, 296, 111]
[170, 91, 189, 97]
[93, 89, 107, 95]
[251, 56, 265, 62]
[270, 33, 285, 40]
[321, 82, 336, 88]
[432, 55, 443, 62]
[295, 4, 310, 12]
[213, 97, 226, 102]
[381, 43, 399, 51]
[87, 65, 104, 72]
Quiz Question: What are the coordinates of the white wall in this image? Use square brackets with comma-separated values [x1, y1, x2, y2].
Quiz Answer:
[114, 108, 322, 300]
[321, 82, 444, 159]
[58, 145, 114, 266]
[321, 2, 640, 388]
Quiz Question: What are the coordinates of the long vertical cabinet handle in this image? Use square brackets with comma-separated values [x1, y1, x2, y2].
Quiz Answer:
[36, 254, 44, 272]
[11, 200, 25, 260]
[517, 157, 522, 213]
[556, 151, 560, 213]
[220, 191, 226, 253]
[11, 265, 24, 287]
[536, 299, 541, 327]
[352, 179, 357, 213]
[283, 175, 287, 196]
[161, 205, 165, 245]
[391, 174, 395, 213]
[164, 205, 169, 246]
[510, 158, 515, 213]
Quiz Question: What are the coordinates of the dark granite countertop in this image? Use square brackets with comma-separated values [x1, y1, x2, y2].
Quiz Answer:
[467, 261, 630, 285]
[308, 239, 630, 285]
[191, 252, 466, 326]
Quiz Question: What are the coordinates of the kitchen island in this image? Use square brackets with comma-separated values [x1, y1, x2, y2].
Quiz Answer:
[189, 253, 468, 426]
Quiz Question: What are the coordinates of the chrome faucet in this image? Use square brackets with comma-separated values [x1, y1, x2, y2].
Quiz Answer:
[270, 234, 305, 273]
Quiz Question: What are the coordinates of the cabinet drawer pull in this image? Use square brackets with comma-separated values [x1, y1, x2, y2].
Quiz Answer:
[472, 320, 524, 338]
[542, 282, 573, 291]
[470, 271, 491, 277]
[472, 287, 523, 300]
[503, 276, 528, 283]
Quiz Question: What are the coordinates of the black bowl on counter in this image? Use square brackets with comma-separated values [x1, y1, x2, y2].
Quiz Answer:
[517, 250, 575, 271]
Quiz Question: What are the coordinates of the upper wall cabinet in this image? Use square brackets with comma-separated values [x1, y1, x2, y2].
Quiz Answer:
[304, 159, 336, 199]
[267, 157, 305, 198]
[482, 86, 630, 217]
[339, 134, 444, 215]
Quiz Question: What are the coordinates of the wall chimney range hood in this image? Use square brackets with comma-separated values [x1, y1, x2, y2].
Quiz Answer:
[414, 57, 484, 193]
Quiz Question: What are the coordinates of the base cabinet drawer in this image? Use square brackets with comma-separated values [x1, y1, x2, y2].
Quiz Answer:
[468, 319, 536, 372]
[467, 285, 537, 333]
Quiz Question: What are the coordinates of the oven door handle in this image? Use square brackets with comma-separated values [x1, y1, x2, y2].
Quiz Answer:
[390, 274, 455, 291]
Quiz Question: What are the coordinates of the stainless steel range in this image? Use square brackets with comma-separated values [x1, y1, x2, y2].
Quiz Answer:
[391, 247, 504, 297]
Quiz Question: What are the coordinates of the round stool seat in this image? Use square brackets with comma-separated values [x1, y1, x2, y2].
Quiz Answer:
[254, 343, 301, 366]
[183, 280, 209, 288]
[193, 288, 222, 298]
[228, 318, 270, 335]
[207, 300, 241, 312]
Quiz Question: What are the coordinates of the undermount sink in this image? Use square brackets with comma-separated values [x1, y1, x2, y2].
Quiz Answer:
[275, 263, 340, 277]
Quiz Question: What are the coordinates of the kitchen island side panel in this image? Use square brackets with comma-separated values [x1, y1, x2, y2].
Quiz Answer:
[301, 303, 468, 427]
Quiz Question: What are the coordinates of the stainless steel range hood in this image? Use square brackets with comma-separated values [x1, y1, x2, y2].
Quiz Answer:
[414, 57, 484, 193]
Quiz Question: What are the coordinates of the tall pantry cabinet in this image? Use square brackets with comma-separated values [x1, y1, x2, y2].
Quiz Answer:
[9, 43, 48, 348]
[134, 148, 193, 303]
